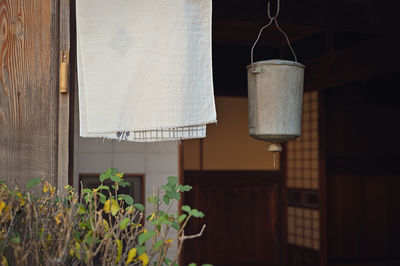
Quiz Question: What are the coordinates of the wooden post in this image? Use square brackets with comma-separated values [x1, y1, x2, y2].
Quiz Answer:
[0, 1, 60, 190]
[57, 0, 70, 193]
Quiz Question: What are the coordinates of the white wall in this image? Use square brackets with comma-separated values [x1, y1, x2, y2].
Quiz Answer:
[73, 105, 179, 259]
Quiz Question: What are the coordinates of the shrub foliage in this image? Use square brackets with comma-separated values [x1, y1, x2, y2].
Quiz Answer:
[0, 168, 206, 266]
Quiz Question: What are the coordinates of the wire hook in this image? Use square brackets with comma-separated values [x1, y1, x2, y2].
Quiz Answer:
[250, 0, 298, 69]
[267, 0, 280, 20]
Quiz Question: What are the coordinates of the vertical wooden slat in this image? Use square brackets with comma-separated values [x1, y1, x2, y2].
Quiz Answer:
[319, 90, 327, 266]
[57, 0, 70, 193]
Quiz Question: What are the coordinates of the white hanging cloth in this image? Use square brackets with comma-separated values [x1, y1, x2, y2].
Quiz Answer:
[76, 0, 216, 141]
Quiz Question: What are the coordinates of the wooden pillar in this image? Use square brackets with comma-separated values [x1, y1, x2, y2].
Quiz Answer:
[0, 0, 65, 191]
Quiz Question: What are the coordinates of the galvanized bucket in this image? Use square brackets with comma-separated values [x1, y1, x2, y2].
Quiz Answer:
[247, 59, 305, 144]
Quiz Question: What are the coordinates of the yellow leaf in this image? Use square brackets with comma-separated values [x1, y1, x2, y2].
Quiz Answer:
[3, 205, 10, 221]
[103, 199, 120, 216]
[69, 247, 74, 257]
[0, 201, 5, 215]
[73, 242, 81, 260]
[126, 248, 137, 264]
[16, 193, 25, 207]
[1, 255, 8, 266]
[55, 213, 63, 225]
[102, 219, 109, 231]
[138, 253, 149, 266]
[165, 238, 173, 244]
[43, 183, 49, 193]
[149, 213, 155, 221]
[115, 239, 122, 263]
[43, 182, 55, 197]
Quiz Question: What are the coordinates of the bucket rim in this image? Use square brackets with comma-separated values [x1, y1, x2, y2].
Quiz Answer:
[247, 59, 305, 69]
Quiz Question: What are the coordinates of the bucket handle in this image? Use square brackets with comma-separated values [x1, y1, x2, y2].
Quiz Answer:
[250, 0, 297, 70]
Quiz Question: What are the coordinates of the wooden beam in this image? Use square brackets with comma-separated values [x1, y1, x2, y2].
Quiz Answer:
[304, 37, 400, 91]
[213, 1, 400, 38]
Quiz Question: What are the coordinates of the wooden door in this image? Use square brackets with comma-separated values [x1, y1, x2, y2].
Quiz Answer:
[183, 171, 282, 266]
[0, 1, 70, 190]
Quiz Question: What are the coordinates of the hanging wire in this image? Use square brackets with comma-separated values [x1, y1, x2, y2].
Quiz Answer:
[251, 0, 298, 68]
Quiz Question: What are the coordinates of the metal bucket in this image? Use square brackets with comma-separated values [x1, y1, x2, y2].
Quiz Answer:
[247, 59, 305, 143]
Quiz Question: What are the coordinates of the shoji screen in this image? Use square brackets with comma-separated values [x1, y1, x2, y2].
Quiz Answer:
[286, 91, 321, 252]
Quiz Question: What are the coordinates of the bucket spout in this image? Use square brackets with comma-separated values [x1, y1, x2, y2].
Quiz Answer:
[267, 142, 282, 168]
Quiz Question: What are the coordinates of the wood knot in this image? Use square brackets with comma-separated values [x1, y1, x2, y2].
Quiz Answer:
[10, 16, 24, 39]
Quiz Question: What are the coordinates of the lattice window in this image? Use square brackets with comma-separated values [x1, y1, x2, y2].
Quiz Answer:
[286, 91, 319, 189]
[286, 91, 320, 250]
[287, 206, 320, 250]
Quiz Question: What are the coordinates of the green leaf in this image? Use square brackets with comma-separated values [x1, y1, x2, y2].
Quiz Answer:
[166, 190, 180, 200]
[110, 175, 122, 183]
[171, 221, 179, 230]
[201, 264, 213, 266]
[182, 205, 191, 213]
[82, 188, 91, 194]
[120, 218, 130, 230]
[188, 263, 197, 266]
[99, 173, 109, 183]
[178, 214, 187, 223]
[26, 178, 41, 189]
[190, 209, 205, 218]
[153, 240, 163, 251]
[137, 245, 146, 255]
[97, 185, 109, 190]
[84, 232, 94, 245]
[119, 181, 130, 187]
[11, 237, 20, 245]
[105, 168, 113, 175]
[78, 205, 87, 215]
[167, 176, 178, 186]
[180, 185, 192, 192]
[123, 194, 134, 205]
[163, 195, 170, 205]
[138, 231, 157, 245]
[134, 203, 145, 212]
[110, 168, 118, 175]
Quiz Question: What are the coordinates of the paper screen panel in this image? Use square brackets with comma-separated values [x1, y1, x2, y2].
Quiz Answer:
[287, 206, 320, 250]
[286, 91, 319, 189]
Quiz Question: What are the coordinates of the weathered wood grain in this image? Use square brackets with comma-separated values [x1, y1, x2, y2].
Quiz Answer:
[0, 0, 59, 188]
[57, 0, 70, 193]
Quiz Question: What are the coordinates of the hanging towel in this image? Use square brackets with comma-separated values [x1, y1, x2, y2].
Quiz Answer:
[76, 0, 216, 142]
